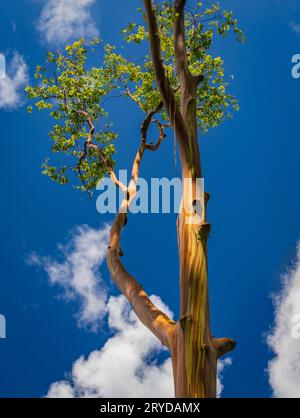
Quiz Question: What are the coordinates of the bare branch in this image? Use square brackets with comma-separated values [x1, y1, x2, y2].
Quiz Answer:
[174, 0, 190, 85]
[213, 337, 237, 358]
[143, 0, 174, 107]
[107, 106, 175, 348]
[143, 0, 191, 175]
[141, 101, 163, 141]
[107, 212, 175, 348]
[145, 119, 166, 151]
[174, 0, 205, 98]
[108, 169, 128, 193]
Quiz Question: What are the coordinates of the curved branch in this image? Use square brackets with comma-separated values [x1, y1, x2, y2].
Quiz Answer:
[141, 101, 163, 141]
[107, 109, 175, 348]
[107, 214, 175, 348]
[145, 120, 166, 151]
[76, 83, 175, 348]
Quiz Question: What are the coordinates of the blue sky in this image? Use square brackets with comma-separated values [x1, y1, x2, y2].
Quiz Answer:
[0, 0, 300, 398]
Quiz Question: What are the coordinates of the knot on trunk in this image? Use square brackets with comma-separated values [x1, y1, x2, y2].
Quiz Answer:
[179, 315, 193, 329]
[196, 223, 211, 243]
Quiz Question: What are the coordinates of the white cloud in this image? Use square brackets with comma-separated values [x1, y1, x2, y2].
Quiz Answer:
[28, 224, 110, 330]
[47, 294, 174, 398]
[0, 53, 29, 109]
[267, 241, 300, 398]
[37, 0, 99, 45]
[47, 292, 231, 398]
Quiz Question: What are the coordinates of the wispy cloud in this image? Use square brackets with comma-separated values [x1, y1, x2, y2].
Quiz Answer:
[267, 242, 300, 397]
[28, 224, 110, 331]
[0, 53, 29, 109]
[275, 0, 300, 35]
[217, 358, 232, 398]
[37, 0, 99, 46]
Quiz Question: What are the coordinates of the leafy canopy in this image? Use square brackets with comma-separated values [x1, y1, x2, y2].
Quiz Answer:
[26, 1, 244, 193]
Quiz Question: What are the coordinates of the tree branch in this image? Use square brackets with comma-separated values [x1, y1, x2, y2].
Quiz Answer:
[124, 85, 144, 110]
[143, 0, 191, 175]
[145, 119, 166, 151]
[174, 0, 204, 94]
[213, 337, 237, 358]
[77, 106, 174, 347]
[77, 109, 128, 195]
[108, 169, 128, 193]
[143, 0, 173, 108]
[107, 108, 175, 348]
[174, 0, 190, 87]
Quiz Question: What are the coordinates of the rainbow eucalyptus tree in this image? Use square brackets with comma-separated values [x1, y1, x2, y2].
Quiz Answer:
[27, 0, 243, 398]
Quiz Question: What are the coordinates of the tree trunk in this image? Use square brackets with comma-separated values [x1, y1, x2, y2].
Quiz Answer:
[170, 196, 218, 398]
[106, 0, 237, 398]
[165, 70, 218, 397]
